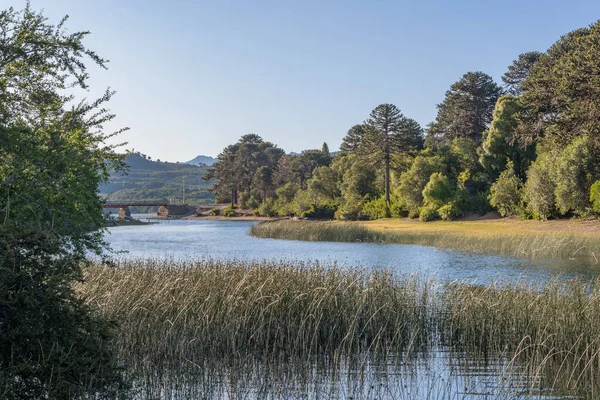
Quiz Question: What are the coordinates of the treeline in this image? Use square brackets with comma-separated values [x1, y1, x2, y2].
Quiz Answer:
[207, 21, 600, 221]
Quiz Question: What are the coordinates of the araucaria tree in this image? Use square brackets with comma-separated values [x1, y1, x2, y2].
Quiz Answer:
[0, 6, 126, 398]
[361, 104, 424, 204]
[427, 72, 503, 146]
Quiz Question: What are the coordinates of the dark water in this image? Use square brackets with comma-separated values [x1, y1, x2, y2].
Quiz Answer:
[104, 219, 595, 399]
[105, 219, 597, 284]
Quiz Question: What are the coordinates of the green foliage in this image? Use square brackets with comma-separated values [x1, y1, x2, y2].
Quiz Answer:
[360, 104, 424, 202]
[0, 230, 126, 399]
[489, 164, 522, 217]
[256, 198, 278, 217]
[397, 155, 443, 216]
[523, 154, 556, 220]
[501, 51, 542, 95]
[362, 196, 390, 220]
[209, 208, 220, 216]
[590, 181, 600, 214]
[422, 173, 454, 209]
[554, 136, 594, 216]
[427, 71, 503, 146]
[419, 206, 438, 222]
[223, 205, 237, 217]
[480, 96, 534, 181]
[0, 6, 127, 397]
[438, 201, 462, 221]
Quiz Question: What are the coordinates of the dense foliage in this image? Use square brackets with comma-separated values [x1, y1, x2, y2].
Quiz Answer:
[0, 6, 126, 398]
[209, 20, 600, 222]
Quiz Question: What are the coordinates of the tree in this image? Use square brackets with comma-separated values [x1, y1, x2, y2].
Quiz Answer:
[501, 51, 542, 95]
[489, 163, 522, 217]
[0, 5, 126, 398]
[205, 134, 284, 206]
[480, 95, 535, 181]
[361, 104, 424, 204]
[340, 124, 366, 154]
[518, 22, 600, 150]
[427, 72, 503, 146]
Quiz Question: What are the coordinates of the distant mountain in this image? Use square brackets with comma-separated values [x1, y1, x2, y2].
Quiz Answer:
[185, 155, 217, 166]
[99, 152, 215, 205]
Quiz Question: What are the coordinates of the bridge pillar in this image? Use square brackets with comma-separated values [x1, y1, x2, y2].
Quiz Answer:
[118, 207, 131, 219]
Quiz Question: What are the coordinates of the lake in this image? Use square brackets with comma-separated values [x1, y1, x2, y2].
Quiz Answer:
[105, 219, 597, 284]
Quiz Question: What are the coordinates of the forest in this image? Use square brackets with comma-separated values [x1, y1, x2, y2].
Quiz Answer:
[207, 21, 600, 222]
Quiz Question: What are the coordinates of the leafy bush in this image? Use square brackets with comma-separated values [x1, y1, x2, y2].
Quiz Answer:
[422, 173, 454, 209]
[523, 155, 556, 220]
[419, 206, 438, 222]
[209, 208, 220, 216]
[362, 196, 390, 220]
[0, 230, 126, 399]
[223, 205, 237, 217]
[590, 181, 600, 213]
[554, 136, 594, 215]
[303, 202, 337, 219]
[489, 164, 522, 217]
[438, 201, 462, 221]
[256, 199, 278, 217]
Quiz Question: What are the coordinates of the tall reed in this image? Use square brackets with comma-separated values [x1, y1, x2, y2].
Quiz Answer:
[80, 259, 433, 372]
[77, 259, 600, 397]
[250, 220, 600, 261]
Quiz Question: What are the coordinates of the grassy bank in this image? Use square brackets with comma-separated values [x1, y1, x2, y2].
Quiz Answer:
[250, 219, 600, 261]
[78, 260, 600, 397]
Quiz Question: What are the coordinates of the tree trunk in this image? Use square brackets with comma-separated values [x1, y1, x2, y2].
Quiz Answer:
[231, 187, 235, 208]
[384, 146, 390, 204]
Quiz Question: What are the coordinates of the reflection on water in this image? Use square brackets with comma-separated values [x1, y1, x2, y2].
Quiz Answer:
[129, 351, 571, 400]
[105, 219, 598, 283]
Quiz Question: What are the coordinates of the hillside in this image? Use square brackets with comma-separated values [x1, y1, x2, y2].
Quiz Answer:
[185, 154, 217, 166]
[100, 153, 215, 205]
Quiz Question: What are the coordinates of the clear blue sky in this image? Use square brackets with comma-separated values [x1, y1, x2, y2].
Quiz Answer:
[24, 0, 600, 161]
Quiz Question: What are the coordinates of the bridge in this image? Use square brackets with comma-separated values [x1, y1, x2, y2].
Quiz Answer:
[104, 202, 168, 209]
[104, 202, 194, 219]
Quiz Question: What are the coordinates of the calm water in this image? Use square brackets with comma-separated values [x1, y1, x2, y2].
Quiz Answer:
[105, 219, 597, 284]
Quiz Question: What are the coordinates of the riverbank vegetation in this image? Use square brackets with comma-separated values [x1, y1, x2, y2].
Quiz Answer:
[78, 259, 600, 398]
[0, 6, 126, 399]
[250, 219, 600, 261]
[208, 21, 600, 224]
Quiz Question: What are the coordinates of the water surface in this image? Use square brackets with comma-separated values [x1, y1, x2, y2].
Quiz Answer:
[105, 219, 598, 284]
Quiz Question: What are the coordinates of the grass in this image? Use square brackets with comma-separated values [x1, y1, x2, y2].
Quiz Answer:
[250, 219, 600, 261]
[77, 259, 600, 398]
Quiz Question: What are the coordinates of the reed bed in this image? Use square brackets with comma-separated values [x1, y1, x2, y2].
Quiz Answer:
[250, 220, 600, 261]
[79, 259, 434, 371]
[445, 279, 600, 397]
[77, 259, 600, 397]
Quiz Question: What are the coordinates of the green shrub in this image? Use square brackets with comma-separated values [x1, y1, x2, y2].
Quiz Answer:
[209, 208, 220, 216]
[408, 207, 421, 219]
[438, 201, 462, 221]
[303, 202, 337, 219]
[419, 206, 438, 222]
[0, 230, 126, 399]
[223, 205, 236, 217]
[362, 196, 390, 220]
[256, 199, 278, 217]
[523, 155, 556, 220]
[489, 164, 522, 217]
[590, 181, 600, 213]
[422, 173, 454, 209]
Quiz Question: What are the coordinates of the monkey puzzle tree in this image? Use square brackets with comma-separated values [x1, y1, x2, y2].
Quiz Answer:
[427, 72, 503, 146]
[360, 104, 424, 204]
